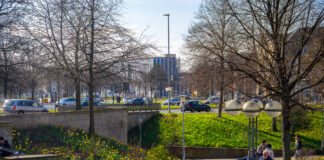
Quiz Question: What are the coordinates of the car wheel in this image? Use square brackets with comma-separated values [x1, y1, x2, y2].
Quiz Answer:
[18, 110, 24, 114]
[63, 104, 66, 106]
[190, 109, 194, 112]
[42, 110, 48, 113]
[206, 108, 211, 112]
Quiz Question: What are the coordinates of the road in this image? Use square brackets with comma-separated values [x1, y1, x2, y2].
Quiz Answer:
[159, 108, 222, 114]
[43, 103, 222, 114]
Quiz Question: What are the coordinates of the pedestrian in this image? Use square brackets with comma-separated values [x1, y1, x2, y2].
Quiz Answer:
[257, 140, 267, 158]
[0, 136, 12, 157]
[237, 150, 256, 160]
[263, 144, 274, 159]
[259, 152, 273, 160]
[112, 96, 115, 104]
[294, 135, 303, 160]
[117, 96, 121, 103]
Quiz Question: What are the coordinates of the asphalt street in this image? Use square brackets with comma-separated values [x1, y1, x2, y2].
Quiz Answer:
[159, 108, 221, 114]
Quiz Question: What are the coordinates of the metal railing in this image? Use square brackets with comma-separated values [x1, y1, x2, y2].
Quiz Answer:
[125, 103, 161, 112]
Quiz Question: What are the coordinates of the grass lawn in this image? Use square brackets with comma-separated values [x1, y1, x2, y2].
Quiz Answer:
[128, 112, 322, 151]
[160, 104, 220, 110]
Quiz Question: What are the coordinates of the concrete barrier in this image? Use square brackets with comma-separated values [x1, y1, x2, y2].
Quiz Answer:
[58, 104, 161, 112]
[0, 121, 12, 144]
[128, 112, 159, 131]
[0, 109, 158, 144]
[0, 109, 128, 143]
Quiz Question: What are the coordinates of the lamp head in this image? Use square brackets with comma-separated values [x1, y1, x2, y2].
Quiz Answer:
[163, 13, 170, 16]
[264, 100, 282, 117]
[242, 99, 261, 118]
[225, 100, 242, 116]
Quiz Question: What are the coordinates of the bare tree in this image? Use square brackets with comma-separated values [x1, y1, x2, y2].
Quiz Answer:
[185, 0, 237, 117]
[185, 0, 324, 159]
[0, 0, 27, 98]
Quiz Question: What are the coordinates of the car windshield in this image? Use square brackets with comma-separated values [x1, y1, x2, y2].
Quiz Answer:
[60, 98, 68, 102]
[4, 100, 14, 106]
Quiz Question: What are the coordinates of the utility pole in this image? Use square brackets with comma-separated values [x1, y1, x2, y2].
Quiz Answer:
[163, 13, 171, 113]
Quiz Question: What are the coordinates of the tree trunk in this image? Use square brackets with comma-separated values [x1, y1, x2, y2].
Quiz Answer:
[281, 97, 291, 160]
[88, 0, 95, 137]
[218, 58, 225, 118]
[272, 117, 278, 131]
[218, 85, 224, 118]
[75, 77, 81, 110]
[3, 76, 8, 99]
[3, 52, 8, 99]
[31, 87, 35, 100]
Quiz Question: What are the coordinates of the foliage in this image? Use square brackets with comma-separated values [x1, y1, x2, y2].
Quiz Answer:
[129, 112, 322, 150]
[146, 145, 178, 160]
[12, 124, 150, 159]
[289, 106, 312, 137]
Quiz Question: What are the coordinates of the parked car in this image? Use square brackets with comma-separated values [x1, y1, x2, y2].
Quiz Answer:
[85, 94, 104, 102]
[123, 98, 132, 104]
[82, 101, 102, 106]
[143, 97, 153, 105]
[181, 101, 211, 112]
[56, 97, 76, 106]
[163, 98, 181, 105]
[204, 96, 220, 104]
[131, 98, 145, 105]
[3, 99, 49, 114]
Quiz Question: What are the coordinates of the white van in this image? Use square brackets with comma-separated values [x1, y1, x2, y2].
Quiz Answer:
[204, 96, 220, 104]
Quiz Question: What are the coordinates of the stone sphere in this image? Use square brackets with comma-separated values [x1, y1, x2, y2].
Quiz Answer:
[264, 100, 282, 117]
[225, 100, 242, 116]
[242, 99, 261, 118]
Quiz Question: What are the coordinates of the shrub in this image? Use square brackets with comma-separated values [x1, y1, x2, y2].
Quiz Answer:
[146, 145, 178, 160]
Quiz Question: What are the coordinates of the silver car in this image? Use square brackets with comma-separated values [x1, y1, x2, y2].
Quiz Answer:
[2, 99, 49, 114]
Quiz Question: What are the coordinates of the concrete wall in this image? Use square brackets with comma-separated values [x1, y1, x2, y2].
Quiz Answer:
[168, 146, 295, 159]
[127, 112, 159, 131]
[58, 104, 160, 112]
[0, 109, 128, 143]
[0, 121, 12, 144]
[0, 109, 158, 144]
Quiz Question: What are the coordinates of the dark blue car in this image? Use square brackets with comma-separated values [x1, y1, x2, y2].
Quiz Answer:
[131, 98, 145, 105]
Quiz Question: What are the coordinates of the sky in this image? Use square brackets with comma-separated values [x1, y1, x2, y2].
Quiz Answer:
[122, 0, 202, 59]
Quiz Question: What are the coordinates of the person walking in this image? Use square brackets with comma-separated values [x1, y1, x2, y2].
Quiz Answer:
[294, 135, 303, 160]
[257, 140, 267, 158]
[112, 96, 115, 104]
[263, 144, 274, 159]
[0, 137, 12, 157]
[117, 96, 121, 103]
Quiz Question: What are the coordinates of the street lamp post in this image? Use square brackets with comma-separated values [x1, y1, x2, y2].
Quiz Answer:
[180, 96, 186, 160]
[321, 90, 324, 152]
[242, 100, 261, 159]
[163, 13, 171, 113]
[226, 99, 282, 159]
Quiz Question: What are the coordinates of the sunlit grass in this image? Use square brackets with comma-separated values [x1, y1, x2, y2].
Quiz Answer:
[129, 112, 322, 150]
